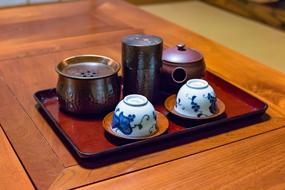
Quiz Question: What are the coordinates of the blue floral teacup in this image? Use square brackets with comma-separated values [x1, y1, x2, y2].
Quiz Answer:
[174, 79, 217, 118]
[111, 94, 158, 137]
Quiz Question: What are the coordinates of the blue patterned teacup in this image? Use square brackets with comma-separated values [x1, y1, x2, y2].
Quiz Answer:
[111, 94, 158, 137]
[174, 79, 217, 118]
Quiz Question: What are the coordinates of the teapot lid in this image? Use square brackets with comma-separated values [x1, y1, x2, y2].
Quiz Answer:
[162, 43, 203, 64]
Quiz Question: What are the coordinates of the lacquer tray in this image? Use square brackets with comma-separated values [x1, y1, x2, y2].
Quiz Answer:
[34, 71, 268, 159]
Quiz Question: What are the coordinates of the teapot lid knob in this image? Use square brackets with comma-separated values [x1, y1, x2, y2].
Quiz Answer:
[176, 43, 185, 51]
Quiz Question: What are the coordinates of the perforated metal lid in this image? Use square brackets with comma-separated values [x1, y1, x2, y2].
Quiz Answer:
[56, 55, 120, 79]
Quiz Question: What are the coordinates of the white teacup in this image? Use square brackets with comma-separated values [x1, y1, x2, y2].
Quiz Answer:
[174, 79, 217, 118]
[111, 94, 158, 137]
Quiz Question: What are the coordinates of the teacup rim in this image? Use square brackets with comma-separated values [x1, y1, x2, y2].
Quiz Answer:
[123, 94, 148, 106]
[186, 79, 209, 89]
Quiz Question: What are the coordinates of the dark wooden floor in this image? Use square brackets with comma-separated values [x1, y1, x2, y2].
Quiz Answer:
[128, 0, 285, 31]
[203, 0, 285, 31]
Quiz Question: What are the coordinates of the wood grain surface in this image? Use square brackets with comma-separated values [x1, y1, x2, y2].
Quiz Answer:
[0, 0, 285, 189]
[81, 126, 285, 190]
[0, 72, 64, 189]
[49, 115, 285, 189]
[0, 125, 34, 190]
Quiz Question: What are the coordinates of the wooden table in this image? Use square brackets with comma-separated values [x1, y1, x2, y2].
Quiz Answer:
[0, 0, 285, 189]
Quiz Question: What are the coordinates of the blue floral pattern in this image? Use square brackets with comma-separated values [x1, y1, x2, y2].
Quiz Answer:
[189, 95, 208, 118]
[175, 93, 217, 118]
[175, 98, 185, 110]
[153, 111, 157, 121]
[112, 108, 135, 135]
[190, 96, 200, 112]
[203, 93, 217, 114]
[133, 115, 150, 130]
[112, 108, 155, 136]
[149, 111, 158, 134]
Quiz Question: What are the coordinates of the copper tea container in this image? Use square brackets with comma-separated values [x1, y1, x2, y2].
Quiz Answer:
[56, 55, 121, 115]
[122, 34, 163, 103]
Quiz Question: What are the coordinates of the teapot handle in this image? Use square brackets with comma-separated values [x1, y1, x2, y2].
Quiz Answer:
[171, 67, 187, 84]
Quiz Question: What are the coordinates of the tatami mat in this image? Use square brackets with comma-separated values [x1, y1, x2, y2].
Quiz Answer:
[141, 1, 285, 73]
